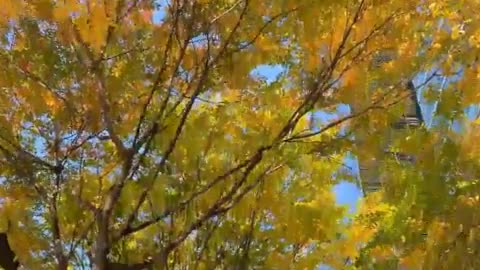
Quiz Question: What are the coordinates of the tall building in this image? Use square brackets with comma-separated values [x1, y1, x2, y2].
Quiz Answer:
[357, 81, 424, 193]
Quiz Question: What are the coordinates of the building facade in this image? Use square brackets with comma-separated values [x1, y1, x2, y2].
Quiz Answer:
[357, 81, 424, 193]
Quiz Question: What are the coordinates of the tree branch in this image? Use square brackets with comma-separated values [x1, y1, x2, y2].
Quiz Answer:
[0, 232, 19, 270]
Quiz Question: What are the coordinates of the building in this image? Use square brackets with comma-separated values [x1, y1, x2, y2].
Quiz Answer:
[357, 81, 424, 193]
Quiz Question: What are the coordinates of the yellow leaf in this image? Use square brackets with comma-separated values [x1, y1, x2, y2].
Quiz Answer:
[399, 248, 425, 269]
[89, 3, 109, 52]
[53, 4, 71, 21]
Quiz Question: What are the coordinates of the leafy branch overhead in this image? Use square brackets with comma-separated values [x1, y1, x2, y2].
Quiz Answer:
[0, 0, 479, 269]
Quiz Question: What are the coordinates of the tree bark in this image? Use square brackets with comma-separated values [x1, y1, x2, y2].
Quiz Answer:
[0, 233, 19, 270]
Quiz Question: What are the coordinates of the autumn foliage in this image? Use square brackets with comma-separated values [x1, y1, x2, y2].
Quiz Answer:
[0, 0, 480, 269]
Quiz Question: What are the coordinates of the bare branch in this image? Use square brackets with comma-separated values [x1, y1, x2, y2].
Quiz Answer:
[210, 0, 243, 24]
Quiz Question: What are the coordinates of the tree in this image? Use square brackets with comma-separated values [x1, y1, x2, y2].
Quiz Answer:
[0, 0, 470, 269]
[340, 1, 480, 269]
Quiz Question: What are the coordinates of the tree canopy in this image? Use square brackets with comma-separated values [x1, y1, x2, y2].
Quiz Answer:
[0, 0, 479, 269]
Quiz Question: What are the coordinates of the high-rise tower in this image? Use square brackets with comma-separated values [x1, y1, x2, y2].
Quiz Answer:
[357, 81, 424, 193]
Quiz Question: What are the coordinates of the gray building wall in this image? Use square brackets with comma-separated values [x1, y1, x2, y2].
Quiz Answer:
[357, 81, 424, 193]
